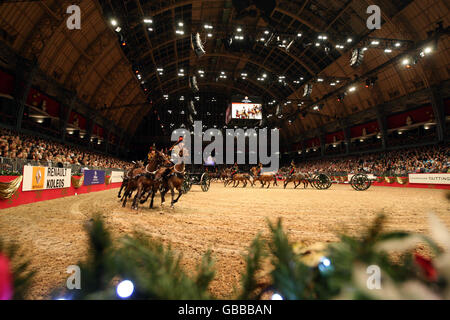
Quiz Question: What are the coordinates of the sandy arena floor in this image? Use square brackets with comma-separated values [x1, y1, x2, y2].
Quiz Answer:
[0, 183, 449, 299]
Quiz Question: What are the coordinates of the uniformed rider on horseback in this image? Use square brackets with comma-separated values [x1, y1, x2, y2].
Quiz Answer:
[289, 160, 296, 176]
[231, 162, 239, 178]
[256, 162, 263, 177]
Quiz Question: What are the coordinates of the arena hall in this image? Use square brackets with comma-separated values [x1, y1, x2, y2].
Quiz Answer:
[0, 0, 449, 306]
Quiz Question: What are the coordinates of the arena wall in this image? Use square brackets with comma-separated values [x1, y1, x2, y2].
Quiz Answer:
[0, 176, 121, 210]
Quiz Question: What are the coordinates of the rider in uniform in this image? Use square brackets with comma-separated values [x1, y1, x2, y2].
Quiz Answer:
[147, 144, 156, 162]
[157, 137, 186, 182]
[256, 162, 263, 177]
[169, 137, 188, 164]
[289, 160, 296, 176]
[231, 162, 239, 177]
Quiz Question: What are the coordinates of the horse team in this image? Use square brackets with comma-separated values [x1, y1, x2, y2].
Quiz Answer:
[211, 166, 311, 189]
[119, 158, 313, 211]
[118, 150, 185, 210]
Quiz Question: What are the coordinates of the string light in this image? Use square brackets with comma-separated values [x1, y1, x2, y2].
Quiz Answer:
[271, 293, 284, 300]
[117, 280, 134, 299]
[318, 256, 334, 274]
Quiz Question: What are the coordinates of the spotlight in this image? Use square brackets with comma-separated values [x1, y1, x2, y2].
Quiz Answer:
[348, 86, 356, 92]
[189, 76, 199, 93]
[303, 83, 313, 97]
[188, 100, 197, 116]
[110, 19, 118, 26]
[191, 33, 206, 57]
[350, 48, 365, 68]
[402, 57, 414, 69]
[424, 46, 433, 54]
[313, 104, 324, 111]
[275, 104, 283, 117]
[421, 46, 433, 56]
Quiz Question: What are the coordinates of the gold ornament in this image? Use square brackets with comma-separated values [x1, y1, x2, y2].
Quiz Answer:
[0, 176, 23, 200]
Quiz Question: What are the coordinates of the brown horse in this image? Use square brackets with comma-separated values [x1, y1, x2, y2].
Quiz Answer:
[250, 167, 278, 188]
[159, 162, 186, 208]
[122, 151, 171, 209]
[224, 169, 253, 188]
[118, 161, 145, 198]
[220, 168, 231, 183]
[130, 166, 170, 210]
[283, 171, 309, 189]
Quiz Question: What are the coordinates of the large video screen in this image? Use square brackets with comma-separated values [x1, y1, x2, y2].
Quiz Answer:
[229, 96, 263, 121]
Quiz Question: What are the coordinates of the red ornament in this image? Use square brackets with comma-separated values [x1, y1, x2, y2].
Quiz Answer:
[0, 253, 13, 300]
[414, 253, 438, 282]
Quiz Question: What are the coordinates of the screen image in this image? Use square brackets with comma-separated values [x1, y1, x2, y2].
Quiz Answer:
[231, 96, 263, 120]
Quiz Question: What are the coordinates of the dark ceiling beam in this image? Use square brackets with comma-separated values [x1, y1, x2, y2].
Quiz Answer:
[38, 1, 95, 64]
[289, 29, 450, 121]
[153, 76, 279, 105]
[140, 31, 318, 78]
[288, 0, 354, 74]
[144, 52, 297, 93]
[99, 102, 149, 111]
[134, 0, 165, 97]
[155, 82, 251, 99]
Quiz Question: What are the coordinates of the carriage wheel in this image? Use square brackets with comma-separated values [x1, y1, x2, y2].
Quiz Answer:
[350, 173, 372, 191]
[200, 173, 211, 192]
[314, 174, 332, 190]
[182, 177, 192, 194]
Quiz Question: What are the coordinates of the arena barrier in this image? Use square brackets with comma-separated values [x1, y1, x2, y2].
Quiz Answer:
[0, 174, 122, 210]
[343, 173, 450, 190]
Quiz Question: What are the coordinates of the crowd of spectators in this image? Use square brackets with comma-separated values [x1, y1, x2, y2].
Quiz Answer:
[0, 128, 129, 169]
[294, 145, 449, 176]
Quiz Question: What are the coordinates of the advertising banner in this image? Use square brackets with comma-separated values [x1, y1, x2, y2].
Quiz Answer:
[408, 173, 450, 185]
[83, 170, 105, 186]
[23, 166, 71, 191]
[111, 171, 124, 183]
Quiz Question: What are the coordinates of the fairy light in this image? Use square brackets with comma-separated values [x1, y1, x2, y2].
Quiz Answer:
[117, 280, 134, 299]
